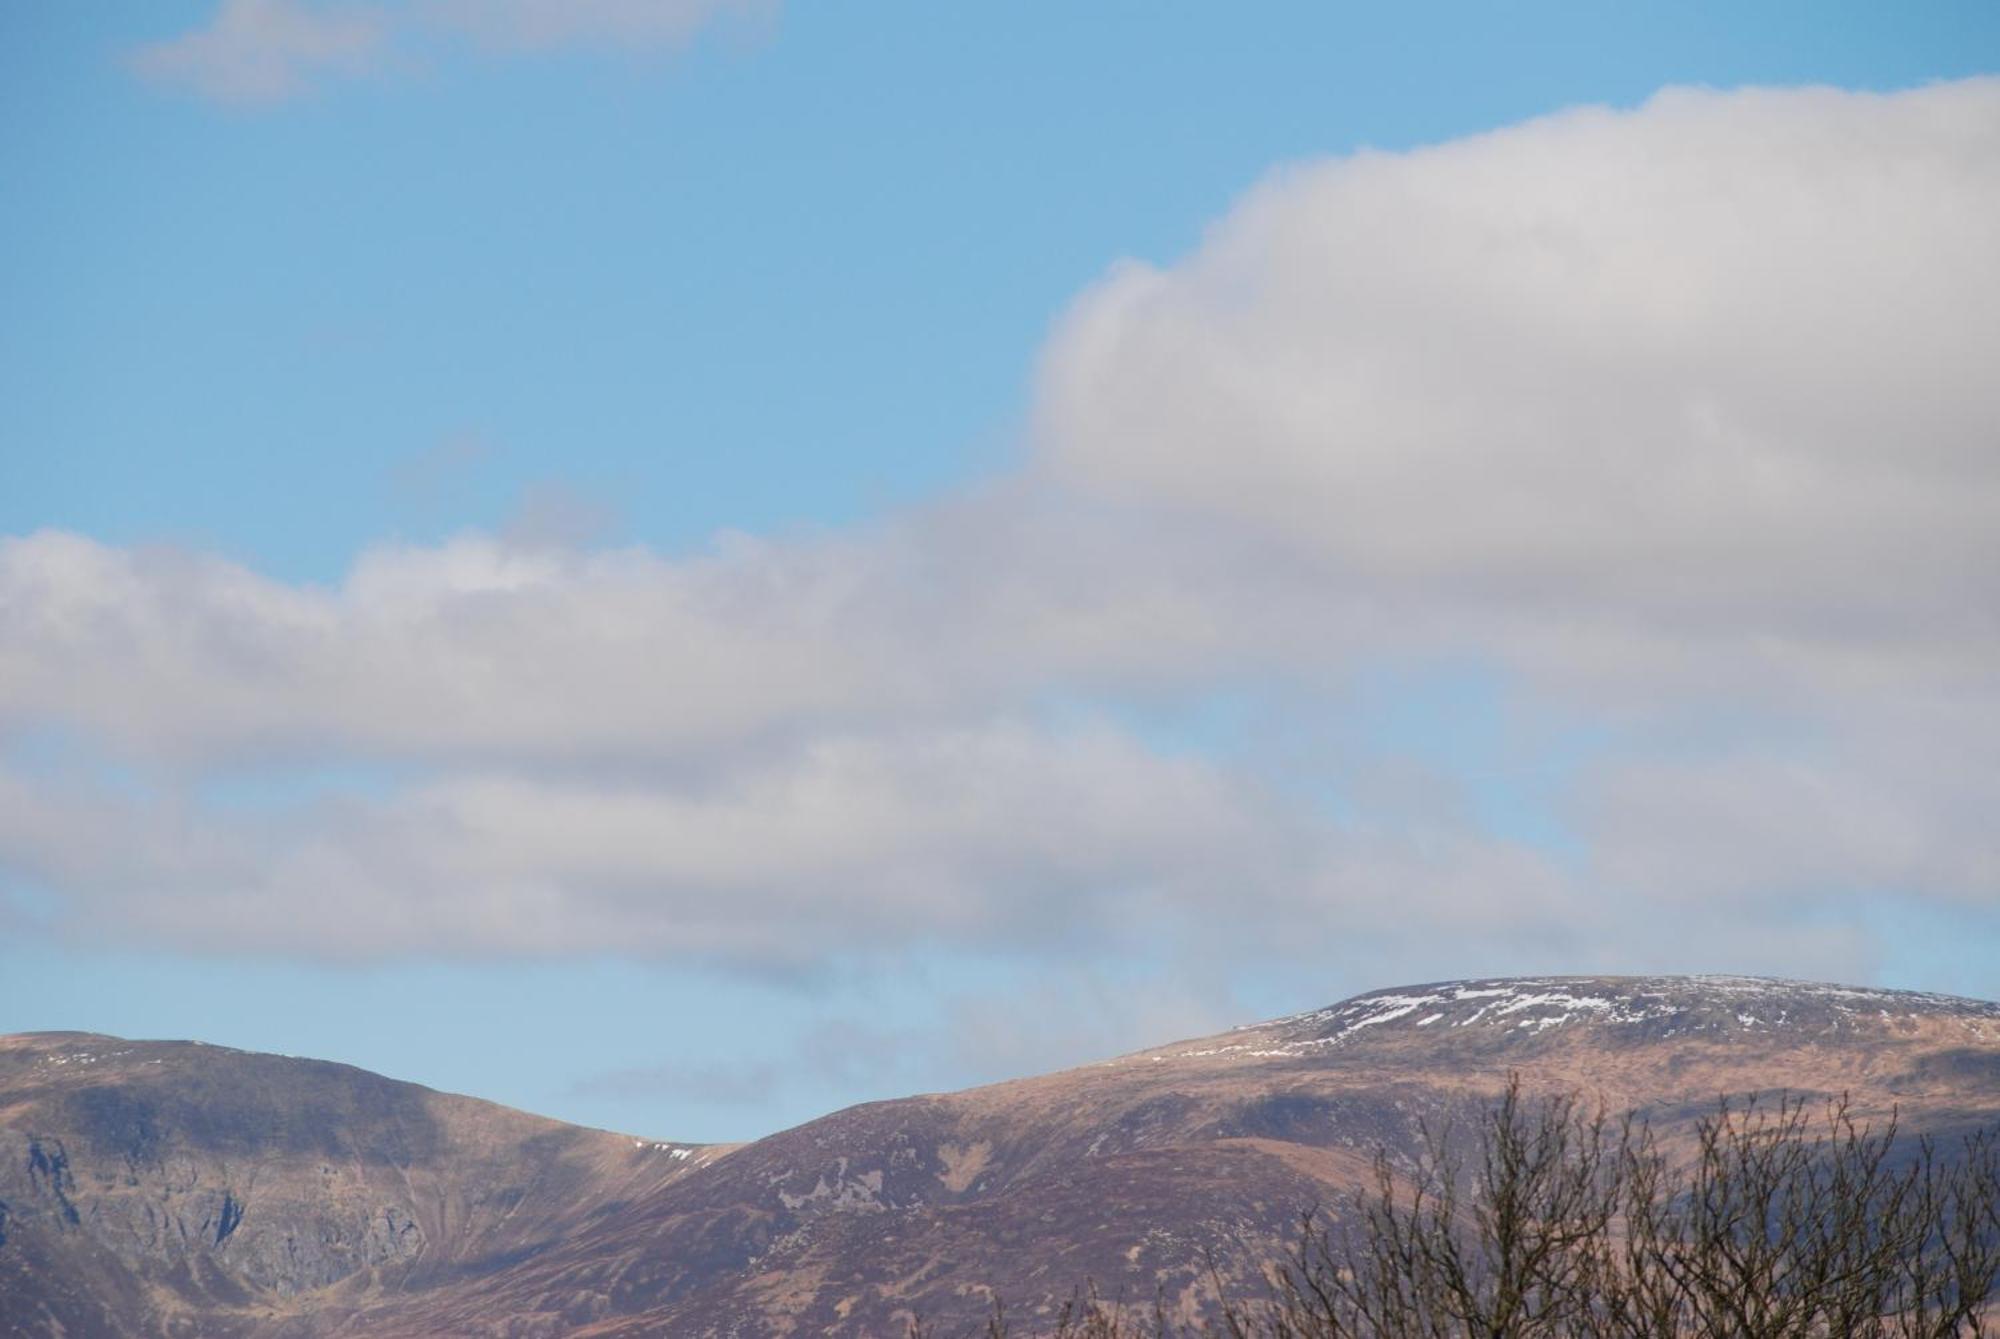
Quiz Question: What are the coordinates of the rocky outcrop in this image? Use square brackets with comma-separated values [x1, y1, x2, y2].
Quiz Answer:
[0, 1034, 717, 1335]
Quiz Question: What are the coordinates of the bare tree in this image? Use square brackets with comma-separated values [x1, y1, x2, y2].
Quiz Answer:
[1264, 1080, 2000, 1339]
[943, 1079, 2000, 1337]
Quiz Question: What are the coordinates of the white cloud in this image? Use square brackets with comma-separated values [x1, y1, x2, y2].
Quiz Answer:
[1020, 77, 2000, 981]
[1035, 80, 2000, 702]
[0, 510, 1274, 770]
[1581, 731, 2000, 909]
[130, 0, 385, 104]
[0, 528, 889, 767]
[0, 719, 1334, 960]
[424, 0, 774, 53]
[131, 0, 771, 103]
[5, 81, 1998, 995]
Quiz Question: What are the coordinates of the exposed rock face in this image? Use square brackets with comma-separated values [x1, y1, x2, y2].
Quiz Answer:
[5, 976, 1999, 1336]
[0, 1034, 718, 1337]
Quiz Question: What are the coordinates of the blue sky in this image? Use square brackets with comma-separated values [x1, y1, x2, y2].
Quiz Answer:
[11, 3, 1995, 580]
[3, 2, 1998, 1142]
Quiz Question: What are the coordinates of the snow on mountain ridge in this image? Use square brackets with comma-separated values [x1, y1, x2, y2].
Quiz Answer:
[1182, 976, 2000, 1060]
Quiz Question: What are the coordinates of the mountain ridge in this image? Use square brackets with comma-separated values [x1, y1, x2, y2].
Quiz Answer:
[5, 974, 1998, 1336]
[1234, 973, 2000, 1048]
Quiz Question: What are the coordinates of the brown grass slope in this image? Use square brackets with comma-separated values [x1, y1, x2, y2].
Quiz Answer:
[6, 977, 1999, 1337]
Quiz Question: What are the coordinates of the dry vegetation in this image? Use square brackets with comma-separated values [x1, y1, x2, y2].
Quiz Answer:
[925, 1078, 2000, 1339]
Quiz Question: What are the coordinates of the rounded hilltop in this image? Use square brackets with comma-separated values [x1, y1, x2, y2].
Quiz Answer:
[1180, 975, 2000, 1062]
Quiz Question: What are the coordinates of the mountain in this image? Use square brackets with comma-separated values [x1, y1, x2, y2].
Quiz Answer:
[5, 976, 1999, 1337]
[0, 1033, 721, 1337]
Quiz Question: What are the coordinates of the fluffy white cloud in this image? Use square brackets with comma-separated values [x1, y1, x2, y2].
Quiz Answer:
[0, 506, 1290, 769]
[1036, 80, 2000, 703]
[0, 529, 892, 766]
[1024, 78, 2000, 970]
[5, 81, 1997, 987]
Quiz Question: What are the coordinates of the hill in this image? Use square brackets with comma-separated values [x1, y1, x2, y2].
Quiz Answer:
[5, 976, 1998, 1336]
[0, 1033, 719, 1336]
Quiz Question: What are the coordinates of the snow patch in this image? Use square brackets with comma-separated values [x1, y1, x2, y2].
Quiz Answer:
[1230, 976, 2000, 1058]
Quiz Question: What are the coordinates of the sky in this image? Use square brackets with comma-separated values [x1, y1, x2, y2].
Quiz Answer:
[3, 2, 1998, 1144]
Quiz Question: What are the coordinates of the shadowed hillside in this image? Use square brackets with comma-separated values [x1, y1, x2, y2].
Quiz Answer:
[0, 1034, 720, 1337]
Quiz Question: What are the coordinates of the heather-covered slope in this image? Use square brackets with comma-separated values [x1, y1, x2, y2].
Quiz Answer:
[6, 977, 1999, 1337]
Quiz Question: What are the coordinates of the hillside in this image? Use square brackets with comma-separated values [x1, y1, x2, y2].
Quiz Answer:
[0, 1034, 720, 1337]
[5, 976, 1998, 1336]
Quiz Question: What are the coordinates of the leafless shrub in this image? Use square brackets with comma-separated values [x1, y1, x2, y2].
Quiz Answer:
[925, 1077, 2000, 1338]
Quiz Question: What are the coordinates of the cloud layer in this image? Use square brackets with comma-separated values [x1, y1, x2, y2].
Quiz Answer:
[5, 81, 1997, 992]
